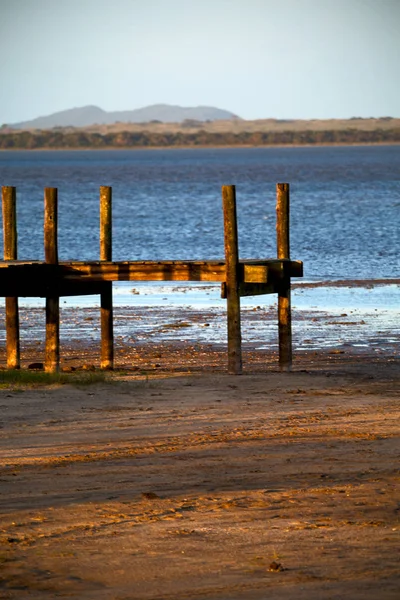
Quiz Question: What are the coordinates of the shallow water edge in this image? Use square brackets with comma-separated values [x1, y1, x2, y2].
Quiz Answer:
[1, 282, 398, 363]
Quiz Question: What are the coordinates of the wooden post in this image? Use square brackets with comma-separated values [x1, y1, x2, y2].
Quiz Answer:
[2, 186, 20, 369]
[44, 188, 60, 372]
[222, 185, 242, 375]
[276, 183, 292, 371]
[100, 186, 114, 369]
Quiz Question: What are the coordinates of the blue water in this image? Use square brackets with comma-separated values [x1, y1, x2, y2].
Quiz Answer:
[0, 146, 399, 280]
[1, 146, 399, 352]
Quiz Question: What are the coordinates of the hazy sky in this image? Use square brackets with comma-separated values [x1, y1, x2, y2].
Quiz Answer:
[1, 0, 399, 123]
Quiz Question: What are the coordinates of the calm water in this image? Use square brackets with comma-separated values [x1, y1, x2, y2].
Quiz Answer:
[1, 146, 399, 352]
[0, 146, 399, 280]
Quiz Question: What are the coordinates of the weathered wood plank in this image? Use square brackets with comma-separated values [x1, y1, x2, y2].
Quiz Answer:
[101, 286, 113, 369]
[0, 259, 302, 291]
[44, 188, 58, 265]
[245, 259, 303, 278]
[2, 186, 20, 369]
[61, 260, 228, 282]
[222, 185, 242, 375]
[60, 260, 302, 282]
[44, 188, 60, 373]
[100, 186, 112, 262]
[0, 281, 108, 298]
[45, 297, 60, 372]
[5, 298, 20, 369]
[2, 187, 17, 260]
[100, 186, 113, 370]
[243, 264, 269, 283]
[276, 183, 292, 371]
[221, 282, 277, 298]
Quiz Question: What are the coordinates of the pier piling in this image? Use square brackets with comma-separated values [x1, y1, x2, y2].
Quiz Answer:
[0, 183, 302, 373]
[2, 186, 20, 369]
[276, 183, 292, 371]
[222, 185, 242, 375]
[44, 187, 60, 373]
[100, 186, 114, 370]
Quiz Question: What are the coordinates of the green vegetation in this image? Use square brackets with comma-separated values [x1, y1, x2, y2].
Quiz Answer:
[1, 127, 399, 149]
[0, 369, 107, 387]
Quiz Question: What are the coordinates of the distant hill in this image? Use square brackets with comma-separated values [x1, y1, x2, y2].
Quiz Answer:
[10, 104, 241, 130]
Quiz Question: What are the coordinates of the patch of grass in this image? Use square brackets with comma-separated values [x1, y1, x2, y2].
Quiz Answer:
[0, 369, 107, 388]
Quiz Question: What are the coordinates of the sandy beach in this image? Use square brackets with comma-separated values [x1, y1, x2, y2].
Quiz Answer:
[0, 327, 399, 600]
[1, 0, 399, 594]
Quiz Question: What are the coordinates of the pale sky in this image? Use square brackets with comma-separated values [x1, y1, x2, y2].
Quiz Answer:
[1, 0, 399, 123]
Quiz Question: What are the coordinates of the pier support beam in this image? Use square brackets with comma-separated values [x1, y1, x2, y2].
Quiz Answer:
[44, 188, 60, 373]
[222, 185, 242, 375]
[100, 186, 114, 370]
[276, 183, 292, 371]
[2, 187, 20, 369]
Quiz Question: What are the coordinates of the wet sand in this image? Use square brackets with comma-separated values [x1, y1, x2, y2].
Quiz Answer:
[1, 284, 399, 371]
[0, 284, 399, 599]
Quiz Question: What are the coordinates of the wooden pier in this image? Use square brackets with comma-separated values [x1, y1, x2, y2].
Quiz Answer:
[1, 184, 303, 374]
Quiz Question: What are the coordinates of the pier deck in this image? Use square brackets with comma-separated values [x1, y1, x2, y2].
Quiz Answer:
[1, 183, 302, 373]
[0, 258, 302, 296]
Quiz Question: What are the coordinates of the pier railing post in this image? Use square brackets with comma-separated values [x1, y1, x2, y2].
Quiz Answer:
[222, 185, 242, 375]
[276, 183, 292, 371]
[2, 186, 20, 369]
[44, 187, 60, 373]
[100, 186, 114, 370]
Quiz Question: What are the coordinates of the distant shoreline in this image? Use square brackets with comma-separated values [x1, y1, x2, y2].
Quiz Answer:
[1, 120, 399, 150]
[1, 141, 400, 151]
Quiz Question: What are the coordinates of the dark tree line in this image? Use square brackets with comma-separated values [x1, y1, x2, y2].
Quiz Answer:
[1, 128, 399, 149]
